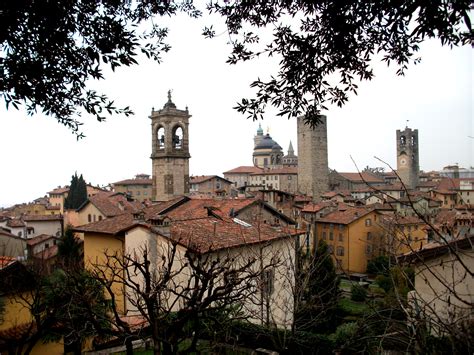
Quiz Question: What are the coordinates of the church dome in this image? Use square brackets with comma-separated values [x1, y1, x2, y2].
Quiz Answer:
[255, 134, 281, 150]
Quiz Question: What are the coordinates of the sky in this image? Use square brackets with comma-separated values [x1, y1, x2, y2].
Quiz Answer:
[1, 13, 473, 207]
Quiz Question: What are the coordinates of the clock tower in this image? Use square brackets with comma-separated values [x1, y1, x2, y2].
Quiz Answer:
[396, 126, 419, 190]
[150, 91, 191, 201]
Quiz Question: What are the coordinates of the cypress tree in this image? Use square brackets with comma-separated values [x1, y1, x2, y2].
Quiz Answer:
[64, 172, 88, 210]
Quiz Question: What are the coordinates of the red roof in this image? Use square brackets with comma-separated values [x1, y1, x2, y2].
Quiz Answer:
[27, 234, 57, 246]
[6, 219, 25, 227]
[316, 206, 375, 225]
[79, 192, 142, 217]
[23, 215, 63, 222]
[338, 172, 384, 183]
[47, 186, 69, 195]
[0, 256, 16, 269]
[75, 198, 303, 253]
[190, 175, 232, 184]
[223, 166, 263, 174]
[113, 178, 152, 186]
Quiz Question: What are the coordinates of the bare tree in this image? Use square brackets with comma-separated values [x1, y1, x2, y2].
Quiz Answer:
[90, 236, 284, 355]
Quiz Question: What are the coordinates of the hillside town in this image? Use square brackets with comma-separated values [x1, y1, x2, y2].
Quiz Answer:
[1, 95, 472, 354]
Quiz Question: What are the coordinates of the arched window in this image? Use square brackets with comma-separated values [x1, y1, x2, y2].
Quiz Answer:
[172, 126, 183, 149]
[411, 136, 416, 146]
[400, 136, 406, 145]
[157, 127, 165, 149]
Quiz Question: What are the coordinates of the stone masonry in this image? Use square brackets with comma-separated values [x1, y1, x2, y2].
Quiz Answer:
[150, 92, 191, 201]
[396, 127, 419, 189]
[297, 115, 329, 202]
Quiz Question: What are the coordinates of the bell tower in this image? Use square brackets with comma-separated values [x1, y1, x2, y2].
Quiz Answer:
[396, 126, 419, 189]
[150, 91, 191, 201]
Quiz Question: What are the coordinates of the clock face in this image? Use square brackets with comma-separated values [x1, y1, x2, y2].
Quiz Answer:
[400, 158, 407, 166]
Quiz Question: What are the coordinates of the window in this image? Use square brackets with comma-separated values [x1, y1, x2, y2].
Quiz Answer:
[366, 245, 373, 254]
[98, 216, 102, 221]
[367, 232, 372, 240]
[336, 246, 344, 256]
[322, 231, 327, 240]
[329, 232, 334, 241]
[136, 191, 141, 196]
[338, 233, 343, 242]
[338, 224, 344, 231]
[45, 243, 49, 249]
[157, 127, 165, 149]
[365, 218, 371, 227]
[328, 245, 334, 253]
[18, 231, 22, 237]
[261, 269, 274, 296]
[88, 214, 91, 223]
[93, 215, 96, 222]
[144, 191, 148, 196]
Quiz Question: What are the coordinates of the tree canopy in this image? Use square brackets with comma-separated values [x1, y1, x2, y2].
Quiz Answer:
[64, 173, 88, 210]
[1, 1, 472, 134]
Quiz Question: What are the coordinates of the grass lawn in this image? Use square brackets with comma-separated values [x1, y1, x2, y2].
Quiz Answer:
[339, 298, 369, 316]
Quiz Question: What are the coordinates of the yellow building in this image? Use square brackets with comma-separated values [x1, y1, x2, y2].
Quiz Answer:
[0, 258, 63, 354]
[113, 174, 153, 202]
[379, 215, 428, 255]
[313, 206, 383, 274]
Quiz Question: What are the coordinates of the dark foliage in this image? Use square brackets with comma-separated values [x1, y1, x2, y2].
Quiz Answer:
[0, 0, 200, 137]
[295, 241, 340, 334]
[64, 173, 87, 210]
[208, 1, 473, 126]
[216, 321, 334, 355]
[2, 2, 472, 134]
[350, 284, 367, 302]
[367, 255, 390, 276]
[57, 226, 83, 270]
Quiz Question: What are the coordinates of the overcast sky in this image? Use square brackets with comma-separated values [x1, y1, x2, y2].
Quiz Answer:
[1, 13, 472, 207]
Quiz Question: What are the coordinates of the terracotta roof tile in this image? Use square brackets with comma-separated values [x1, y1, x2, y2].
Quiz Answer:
[33, 244, 58, 260]
[113, 178, 152, 186]
[158, 217, 304, 253]
[80, 192, 142, 217]
[0, 256, 16, 269]
[316, 206, 375, 225]
[338, 172, 384, 183]
[6, 219, 25, 227]
[47, 187, 69, 195]
[190, 175, 232, 184]
[223, 166, 263, 174]
[302, 201, 336, 213]
[22, 215, 63, 222]
[27, 234, 57, 246]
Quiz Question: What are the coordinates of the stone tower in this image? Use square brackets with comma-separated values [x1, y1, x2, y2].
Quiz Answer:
[297, 115, 329, 202]
[396, 126, 419, 189]
[150, 91, 191, 201]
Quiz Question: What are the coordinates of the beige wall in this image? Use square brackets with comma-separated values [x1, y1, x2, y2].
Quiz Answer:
[25, 220, 62, 239]
[78, 203, 105, 226]
[409, 248, 474, 335]
[122, 226, 296, 329]
[0, 235, 26, 258]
